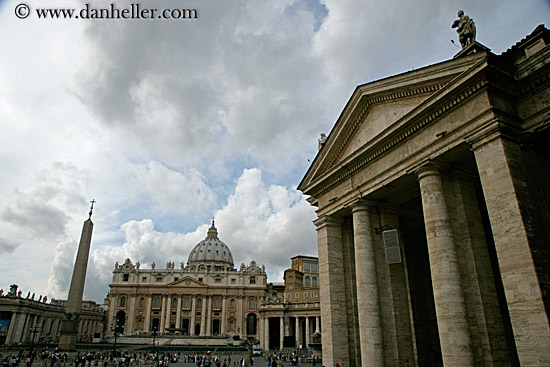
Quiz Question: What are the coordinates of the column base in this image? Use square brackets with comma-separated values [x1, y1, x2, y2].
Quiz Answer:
[58, 320, 79, 351]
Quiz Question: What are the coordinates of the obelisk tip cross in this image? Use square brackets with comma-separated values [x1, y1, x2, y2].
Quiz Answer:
[89, 199, 96, 219]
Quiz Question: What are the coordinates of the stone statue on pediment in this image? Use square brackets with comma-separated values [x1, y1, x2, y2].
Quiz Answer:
[452, 10, 476, 48]
[318, 133, 327, 150]
[152, 262, 156, 270]
[136, 261, 140, 269]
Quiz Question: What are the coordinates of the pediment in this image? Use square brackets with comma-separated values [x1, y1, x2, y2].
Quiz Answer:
[298, 54, 483, 196]
[168, 276, 208, 288]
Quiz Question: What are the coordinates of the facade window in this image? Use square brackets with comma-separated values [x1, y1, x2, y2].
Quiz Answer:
[312, 276, 318, 286]
[288, 275, 294, 282]
[295, 293, 299, 301]
[174, 277, 179, 281]
[154, 297, 161, 308]
[139, 297, 145, 307]
[215, 278, 221, 283]
[119, 296, 126, 307]
[311, 292, 315, 298]
[312, 263, 319, 272]
[142, 277, 147, 282]
[172, 298, 177, 308]
[304, 292, 308, 299]
[250, 276, 256, 284]
[305, 276, 311, 286]
[249, 298, 255, 309]
[156, 277, 162, 282]
[197, 298, 202, 308]
[122, 274, 129, 281]
[304, 262, 311, 272]
[231, 278, 236, 284]
[214, 298, 221, 309]
[184, 297, 191, 308]
[198, 278, 203, 282]
[230, 299, 235, 309]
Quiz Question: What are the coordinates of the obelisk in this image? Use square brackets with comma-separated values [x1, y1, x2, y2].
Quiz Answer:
[58, 199, 95, 351]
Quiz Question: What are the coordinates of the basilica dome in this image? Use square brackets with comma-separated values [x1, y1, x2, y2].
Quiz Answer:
[187, 221, 234, 268]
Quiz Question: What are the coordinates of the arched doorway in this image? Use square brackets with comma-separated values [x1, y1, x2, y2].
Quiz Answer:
[151, 318, 160, 332]
[195, 324, 201, 336]
[246, 313, 257, 336]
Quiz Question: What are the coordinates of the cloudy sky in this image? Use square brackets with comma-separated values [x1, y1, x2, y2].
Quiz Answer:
[0, 0, 547, 303]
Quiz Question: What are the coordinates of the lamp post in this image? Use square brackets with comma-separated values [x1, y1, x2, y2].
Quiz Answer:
[151, 326, 158, 357]
[112, 322, 124, 355]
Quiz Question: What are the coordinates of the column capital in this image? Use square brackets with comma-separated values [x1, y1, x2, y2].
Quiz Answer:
[313, 215, 342, 229]
[414, 160, 442, 181]
[350, 199, 376, 213]
[464, 119, 521, 151]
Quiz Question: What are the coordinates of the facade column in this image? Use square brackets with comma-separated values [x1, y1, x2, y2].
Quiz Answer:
[264, 317, 270, 351]
[314, 215, 350, 367]
[190, 296, 197, 335]
[127, 295, 136, 334]
[200, 297, 207, 336]
[295, 317, 300, 348]
[467, 124, 550, 366]
[221, 296, 227, 335]
[305, 317, 310, 347]
[237, 296, 244, 337]
[279, 317, 284, 350]
[164, 295, 172, 329]
[176, 296, 182, 330]
[259, 314, 264, 350]
[352, 201, 384, 367]
[144, 296, 152, 332]
[315, 316, 320, 332]
[205, 296, 212, 336]
[416, 163, 474, 366]
[160, 296, 167, 333]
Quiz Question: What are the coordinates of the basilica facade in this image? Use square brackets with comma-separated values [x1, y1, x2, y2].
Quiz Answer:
[106, 222, 268, 339]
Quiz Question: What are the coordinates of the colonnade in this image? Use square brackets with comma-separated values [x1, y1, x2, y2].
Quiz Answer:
[3, 311, 101, 344]
[260, 315, 320, 350]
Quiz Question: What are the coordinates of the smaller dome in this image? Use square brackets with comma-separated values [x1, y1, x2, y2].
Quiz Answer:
[187, 221, 234, 267]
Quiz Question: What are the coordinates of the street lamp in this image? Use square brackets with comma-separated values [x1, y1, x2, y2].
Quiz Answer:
[151, 326, 158, 356]
[112, 322, 124, 355]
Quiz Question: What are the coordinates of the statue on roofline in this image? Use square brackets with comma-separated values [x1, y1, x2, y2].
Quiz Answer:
[452, 10, 476, 48]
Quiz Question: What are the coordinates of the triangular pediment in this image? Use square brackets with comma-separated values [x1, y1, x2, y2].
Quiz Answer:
[298, 53, 484, 196]
[168, 276, 208, 288]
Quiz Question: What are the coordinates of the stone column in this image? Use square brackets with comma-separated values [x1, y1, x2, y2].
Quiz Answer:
[416, 163, 474, 366]
[127, 295, 136, 334]
[264, 317, 270, 351]
[164, 296, 173, 329]
[160, 296, 167, 333]
[259, 314, 264, 349]
[467, 125, 550, 366]
[205, 296, 212, 336]
[305, 317, 310, 347]
[176, 296, 182, 330]
[314, 215, 350, 367]
[279, 317, 284, 350]
[352, 201, 384, 367]
[144, 296, 152, 332]
[315, 316, 320, 332]
[221, 296, 227, 335]
[237, 296, 244, 337]
[190, 296, 197, 335]
[200, 297, 207, 336]
[295, 317, 300, 348]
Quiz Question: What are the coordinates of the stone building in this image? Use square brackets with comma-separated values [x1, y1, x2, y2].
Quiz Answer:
[106, 221, 267, 339]
[298, 26, 550, 367]
[0, 284, 105, 345]
[259, 256, 321, 352]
